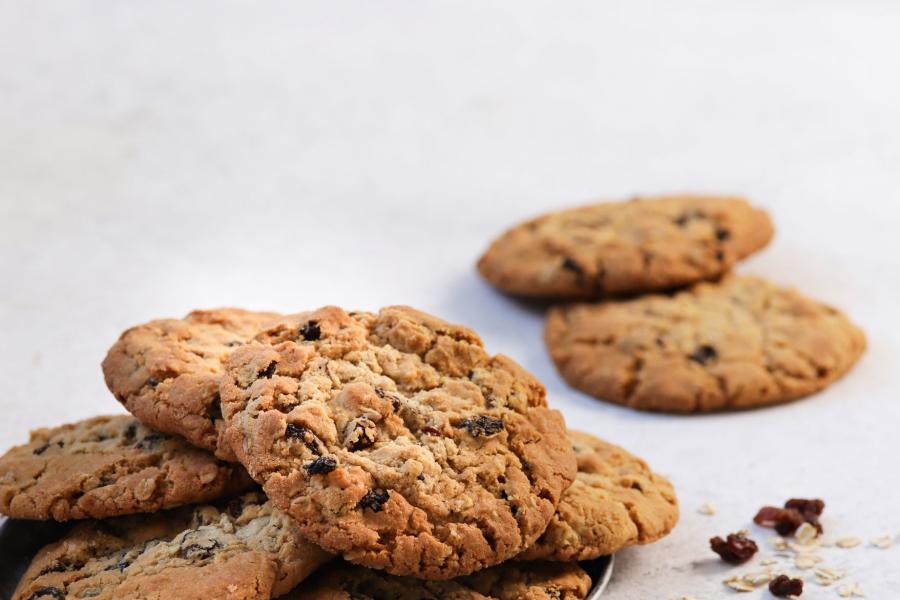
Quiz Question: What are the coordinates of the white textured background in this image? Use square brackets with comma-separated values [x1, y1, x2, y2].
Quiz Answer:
[1, 2, 898, 598]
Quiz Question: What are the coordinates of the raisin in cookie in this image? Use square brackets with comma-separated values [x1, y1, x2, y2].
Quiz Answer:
[478, 195, 773, 299]
[519, 431, 678, 561]
[220, 305, 576, 579]
[285, 559, 591, 600]
[0, 415, 253, 521]
[102, 308, 279, 459]
[545, 275, 866, 412]
[13, 491, 332, 600]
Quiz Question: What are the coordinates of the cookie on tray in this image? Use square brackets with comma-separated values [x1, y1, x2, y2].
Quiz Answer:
[13, 491, 332, 600]
[545, 275, 866, 412]
[0, 415, 253, 521]
[285, 559, 592, 600]
[520, 430, 678, 561]
[478, 195, 773, 299]
[102, 308, 279, 459]
[221, 305, 576, 579]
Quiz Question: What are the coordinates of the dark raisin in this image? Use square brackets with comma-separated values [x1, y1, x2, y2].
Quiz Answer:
[27, 587, 65, 600]
[104, 559, 131, 572]
[346, 419, 377, 451]
[181, 540, 220, 560]
[561, 257, 584, 276]
[756, 500, 825, 536]
[37, 563, 68, 576]
[715, 227, 731, 241]
[458, 416, 503, 437]
[421, 426, 442, 437]
[769, 574, 803, 597]
[775, 509, 805, 536]
[134, 432, 169, 450]
[261, 361, 277, 379]
[709, 532, 758, 564]
[304, 456, 337, 475]
[688, 345, 717, 365]
[674, 213, 690, 226]
[784, 498, 825, 516]
[123, 423, 137, 441]
[299, 321, 321, 341]
[225, 340, 242, 347]
[32, 443, 51, 456]
[227, 497, 244, 519]
[286, 424, 322, 455]
[147, 377, 160, 388]
[374, 388, 386, 398]
[357, 489, 390, 512]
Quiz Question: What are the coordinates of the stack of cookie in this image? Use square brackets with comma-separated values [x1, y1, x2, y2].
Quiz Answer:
[1, 306, 678, 599]
[478, 195, 866, 413]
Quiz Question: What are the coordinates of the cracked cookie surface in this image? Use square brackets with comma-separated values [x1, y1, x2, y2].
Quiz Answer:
[519, 431, 678, 561]
[0, 415, 253, 521]
[102, 308, 280, 459]
[284, 559, 591, 600]
[221, 305, 576, 579]
[13, 491, 332, 600]
[478, 195, 773, 299]
[545, 275, 866, 412]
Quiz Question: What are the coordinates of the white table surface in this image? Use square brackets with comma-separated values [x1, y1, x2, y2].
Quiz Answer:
[1, 2, 898, 598]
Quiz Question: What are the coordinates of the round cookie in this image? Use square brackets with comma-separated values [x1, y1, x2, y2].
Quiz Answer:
[0, 415, 254, 521]
[478, 195, 773, 299]
[220, 305, 577, 579]
[519, 430, 678, 561]
[285, 559, 592, 600]
[102, 308, 280, 459]
[13, 491, 333, 600]
[545, 275, 866, 412]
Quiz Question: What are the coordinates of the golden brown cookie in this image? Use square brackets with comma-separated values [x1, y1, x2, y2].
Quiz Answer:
[519, 431, 678, 561]
[102, 308, 280, 459]
[220, 306, 577, 579]
[0, 415, 253, 521]
[478, 195, 773, 299]
[284, 559, 592, 600]
[13, 491, 332, 600]
[545, 275, 866, 412]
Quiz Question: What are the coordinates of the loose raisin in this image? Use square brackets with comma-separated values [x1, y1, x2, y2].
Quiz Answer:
[755, 505, 815, 537]
[769, 574, 803, 597]
[459, 416, 503, 437]
[784, 498, 825, 516]
[299, 321, 321, 341]
[357, 489, 390, 512]
[304, 456, 337, 475]
[688, 345, 717, 365]
[710, 533, 758, 564]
